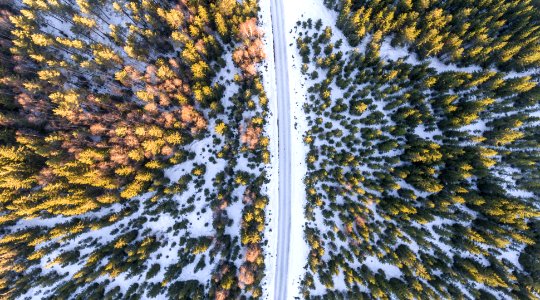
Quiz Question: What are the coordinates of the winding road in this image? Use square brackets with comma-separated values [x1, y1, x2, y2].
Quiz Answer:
[271, 0, 292, 299]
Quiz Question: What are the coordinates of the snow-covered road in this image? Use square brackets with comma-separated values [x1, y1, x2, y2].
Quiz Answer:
[271, 0, 292, 298]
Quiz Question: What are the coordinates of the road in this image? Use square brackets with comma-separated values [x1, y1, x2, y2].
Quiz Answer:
[270, 0, 292, 299]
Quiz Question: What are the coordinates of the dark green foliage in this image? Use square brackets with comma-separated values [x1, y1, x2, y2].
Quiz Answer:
[297, 5, 540, 298]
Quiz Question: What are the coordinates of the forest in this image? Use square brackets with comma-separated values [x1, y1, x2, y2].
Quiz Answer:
[0, 0, 271, 299]
[1, 0, 540, 299]
[295, 0, 540, 299]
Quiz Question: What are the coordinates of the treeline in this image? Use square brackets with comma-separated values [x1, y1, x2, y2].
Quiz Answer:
[295, 10, 540, 300]
[324, 0, 540, 71]
[0, 0, 271, 298]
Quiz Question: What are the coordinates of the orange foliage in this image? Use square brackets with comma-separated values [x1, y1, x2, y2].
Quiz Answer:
[215, 290, 228, 300]
[245, 244, 261, 263]
[243, 189, 256, 204]
[181, 105, 207, 133]
[238, 263, 255, 288]
[233, 18, 266, 77]
[240, 122, 262, 149]
[239, 18, 263, 40]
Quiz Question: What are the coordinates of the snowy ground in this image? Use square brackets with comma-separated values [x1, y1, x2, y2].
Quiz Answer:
[13, 7, 260, 295]
[258, 1, 279, 299]
[271, 0, 537, 297]
[380, 39, 537, 79]
[13, 1, 538, 299]
[277, 0, 344, 297]
[19, 132, 229, 299]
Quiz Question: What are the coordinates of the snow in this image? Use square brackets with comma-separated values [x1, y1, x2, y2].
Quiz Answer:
[497, 166, 537, 199]
[9, 202, 123, 231]
[414, 124, 443, 141]
[277, 0, 343, 297]
[380, 38, 537, 79]
[19, 192, 154, 299]
[9, 1, 539, 298]
[503, 69, 539, 79]
[279, 1, 539, 297]
[16, 129, 231, 299]
[272, 1, 540, 297]
[258, 1, 280, 299]
[363, 255, 403, 278]
[380, 38, 481, 73]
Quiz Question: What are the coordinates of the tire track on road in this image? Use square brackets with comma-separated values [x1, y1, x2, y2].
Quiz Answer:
[270, 0, 292, 298]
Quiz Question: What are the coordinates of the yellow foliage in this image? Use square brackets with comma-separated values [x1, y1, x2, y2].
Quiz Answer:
[215, 122, 227, 135]
[259, 136, 269, 147]
[120, 181, 144, 199]
[157, 65, 175, 80]
[191, 61, 209, 79]
[92, 44, 122, 65]
[97, 194, 119, 204]
[262, 150, 270, 164]
[157, 7, 184, 28]
[56, 37, 84, 49]
[73, 15, 96, 28]
[354, 102, 368, 114]
[31, 34, 52, 46]
[114, 238, 127, 249]
[38, 69, 61, 81]
[165, 132, 183, 145]
[135, 172, 153, 182]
